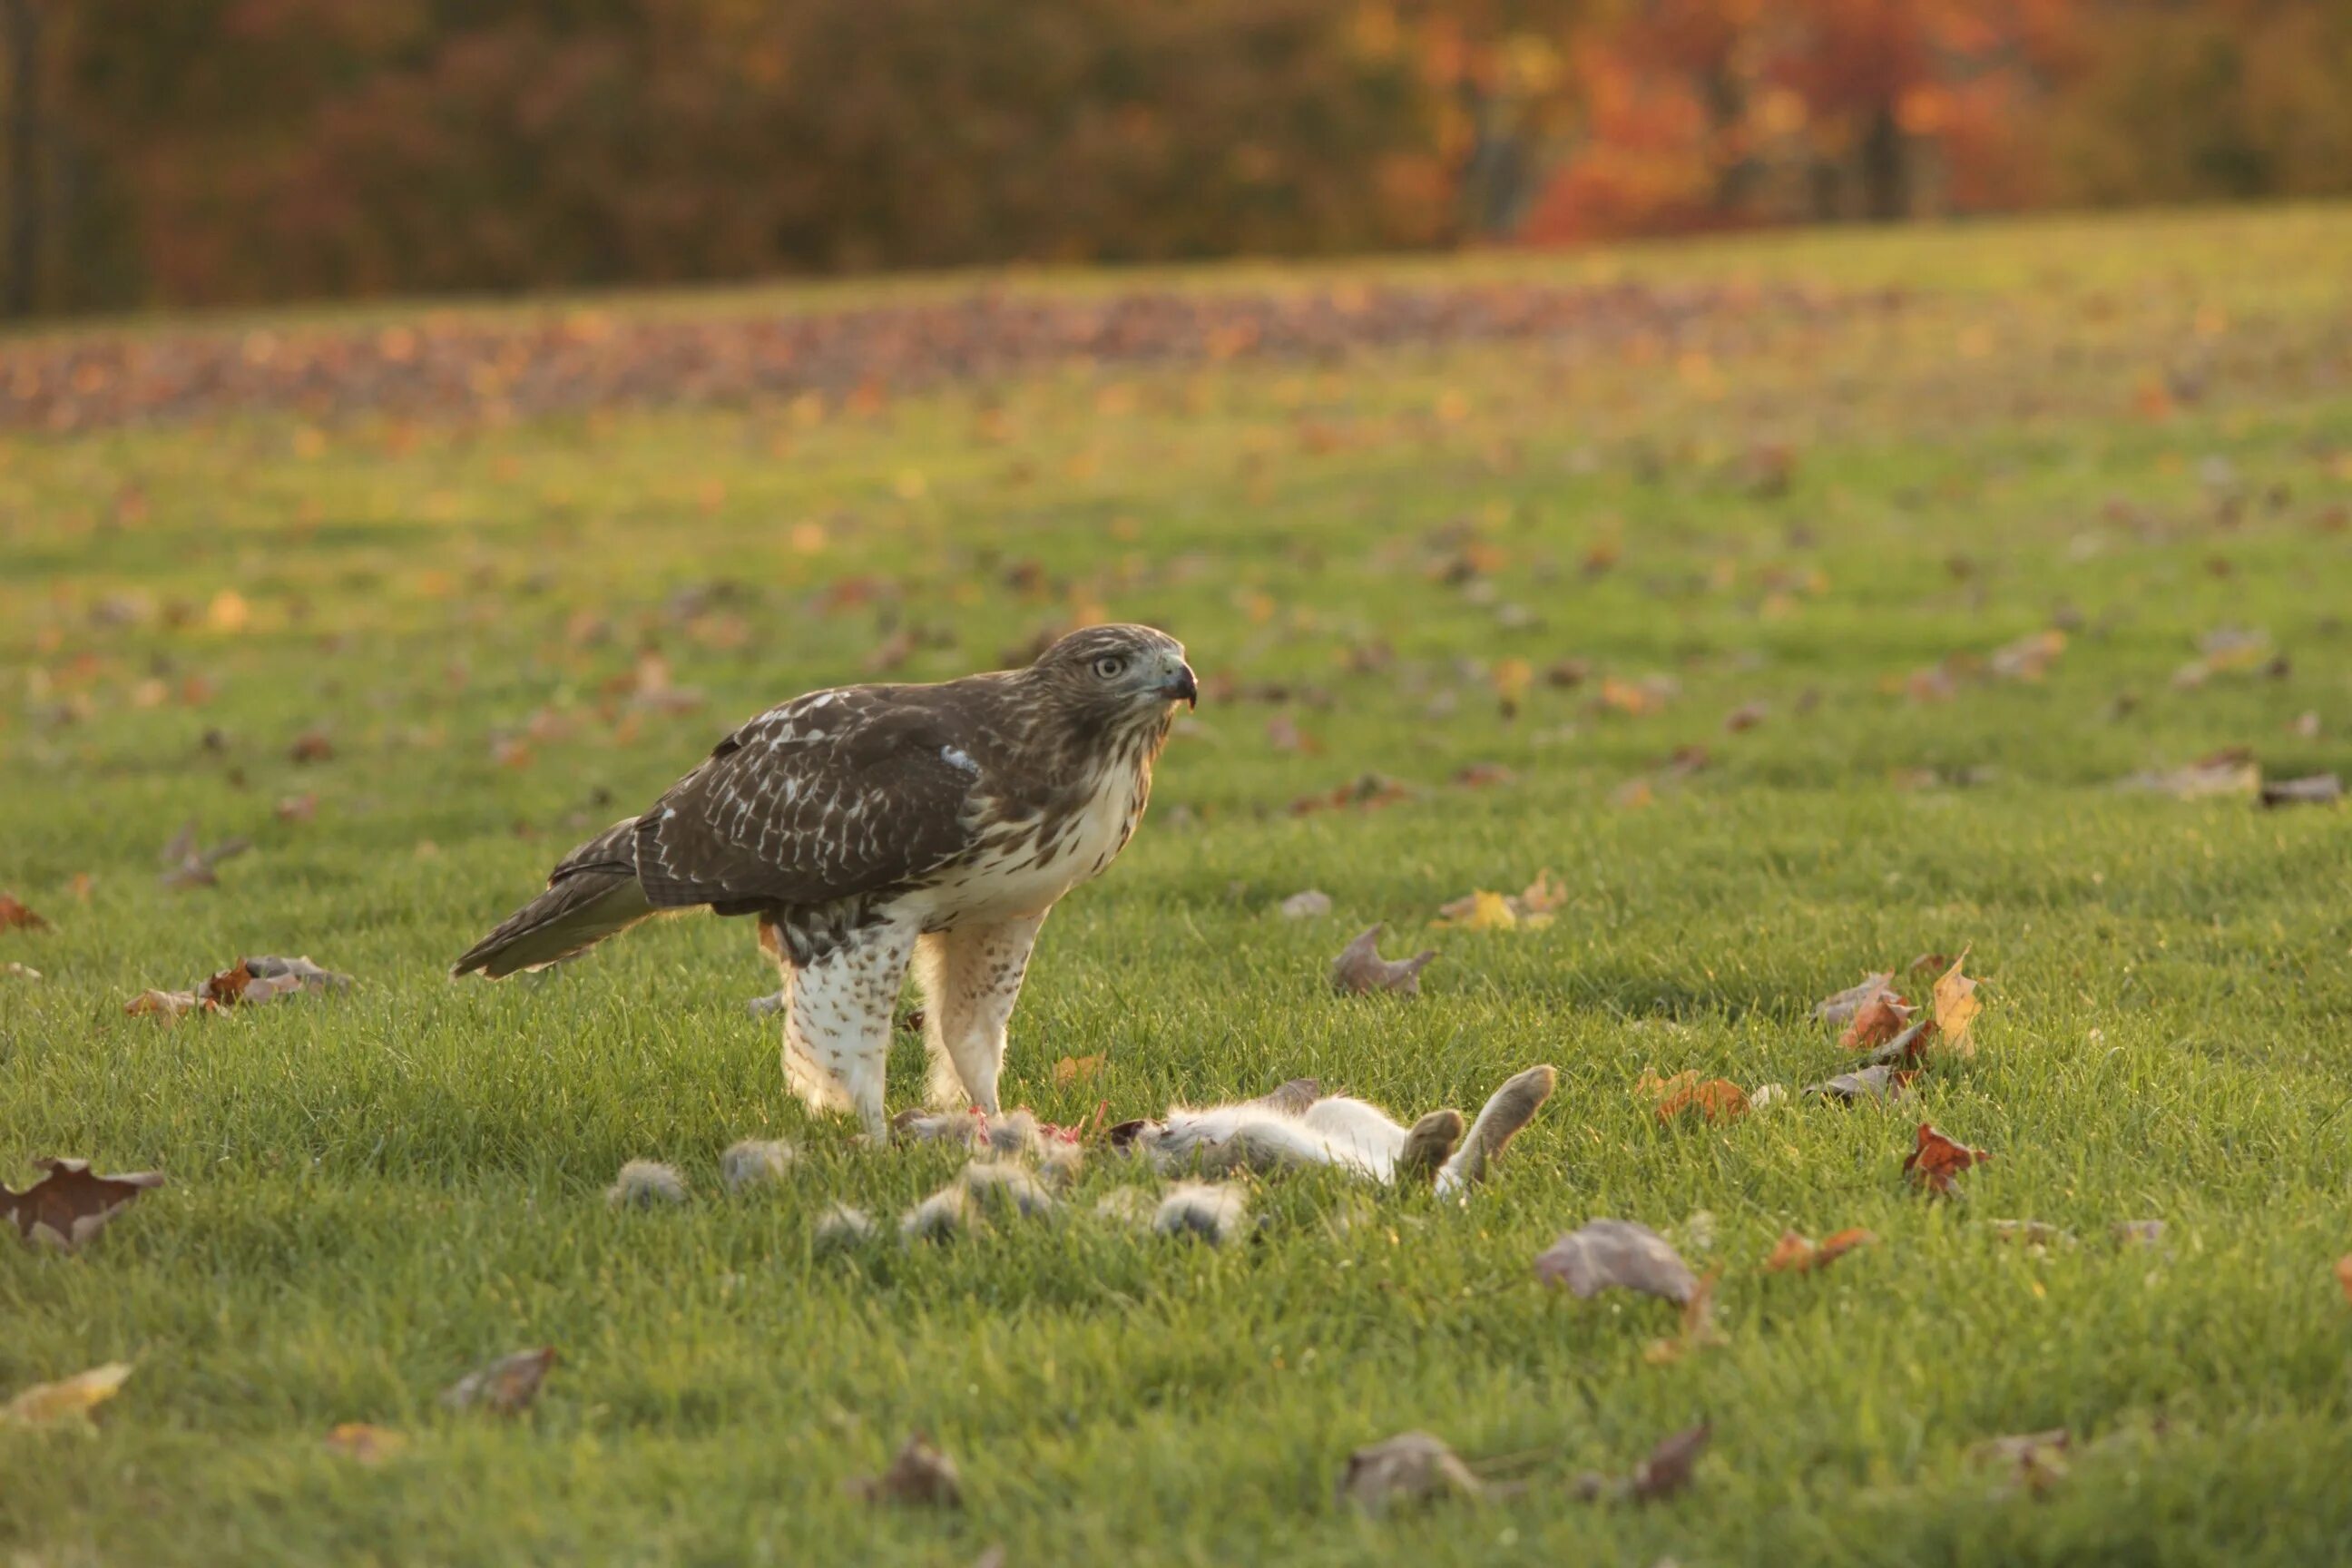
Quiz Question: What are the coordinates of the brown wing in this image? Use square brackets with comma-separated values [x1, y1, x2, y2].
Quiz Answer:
[632, 686, 985, 914]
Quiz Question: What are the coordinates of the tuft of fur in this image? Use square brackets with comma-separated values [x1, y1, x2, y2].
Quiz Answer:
[1154, 1181, 1249, 1244]
[606, 1159, 689, 1208]
[958, 1160, 1058, 1220]
[1034, 1137, 1085, 1190]
[1095, 1187, 1160, 1228]
[900, 1181, 976, 1241]
[720, 1138, 799, 1192]
[815, 1201, 877, 1250]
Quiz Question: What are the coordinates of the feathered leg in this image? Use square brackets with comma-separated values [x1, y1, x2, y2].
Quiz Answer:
[774, 916, 918, 1141]
[913, 913, 1046, 1113]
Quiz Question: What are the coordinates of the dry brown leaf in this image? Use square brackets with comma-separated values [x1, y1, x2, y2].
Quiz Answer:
[2336, 1254, 2352, 1305]
[1905, 1122, 1991, 1196]
[854, 1434, 963, 1507]
[324, 1423, 409, 1464]
[1804, 1064, 1915, 1102]
[1534, 1220, 1699, 1304]
[1330, 925, 1436, 996]
[2, 1158, 166, 1251]
[1628, 1423, 1711, 1502]
[1839, 995, 1914, 1052]
[1052, 1054, 1104, 1089]
[1932, 955, 1983, 1055]
[0, 893, 50, 931]
[1338, 1431, 1485, 1512]
[2260, 773, 2342, 808]
[1813, 971, 1896, 1026]
[439, 1348, 555, 1415]
[158, 822, 251, 890]
[1764, 1228, 1877, 1273]
[125, 987, 211, 1020]
[1970, 1428, 2071, 1494]
[2118, 751, 2260, 800]
[2, 1363, 134, 1428]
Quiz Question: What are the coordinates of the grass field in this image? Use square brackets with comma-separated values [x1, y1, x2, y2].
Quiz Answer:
[5, 205, 2352, 1566]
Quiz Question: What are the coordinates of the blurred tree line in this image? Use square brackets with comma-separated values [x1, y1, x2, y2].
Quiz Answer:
[2, 0, 2348, 316]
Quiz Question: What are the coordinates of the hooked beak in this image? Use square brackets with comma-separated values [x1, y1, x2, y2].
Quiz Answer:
[1162, 662, 1199, 709]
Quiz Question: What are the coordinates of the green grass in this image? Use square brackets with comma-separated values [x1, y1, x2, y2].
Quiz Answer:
[5, 205, 2352, 1566]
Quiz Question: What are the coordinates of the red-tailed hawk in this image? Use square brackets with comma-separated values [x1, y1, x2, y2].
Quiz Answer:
[453, 624, 1196, 1138]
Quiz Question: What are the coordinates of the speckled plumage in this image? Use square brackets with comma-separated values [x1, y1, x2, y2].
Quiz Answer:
[453, 624, 1195, 1137]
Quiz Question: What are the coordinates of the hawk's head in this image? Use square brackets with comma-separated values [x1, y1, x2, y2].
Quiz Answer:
[1026, 624, 1196, 733]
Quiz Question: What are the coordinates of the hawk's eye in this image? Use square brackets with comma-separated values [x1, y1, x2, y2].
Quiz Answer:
[1092, 654, 1127, 680]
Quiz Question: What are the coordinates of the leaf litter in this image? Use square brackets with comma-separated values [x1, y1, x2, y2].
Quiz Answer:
[3, 1158, 167, 1251]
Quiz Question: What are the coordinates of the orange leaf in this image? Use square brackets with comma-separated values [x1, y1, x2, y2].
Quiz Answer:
[1053, 1054, 1104, 1089]
[2336, 1255, 2352, 1306]
[1764, 1227, 1877, 1273]
[1655, 1078, 1749, 1124]
[1904, 1123, 1990, 1196]
[1838, 995, 1912, 1051]
[0, 894, 48, 932]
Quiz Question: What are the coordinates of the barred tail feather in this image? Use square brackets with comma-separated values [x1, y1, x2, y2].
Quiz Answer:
[450, 818, 658, 979]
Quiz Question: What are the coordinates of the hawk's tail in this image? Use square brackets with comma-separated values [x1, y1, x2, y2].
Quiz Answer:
[450, 817, 658, 979]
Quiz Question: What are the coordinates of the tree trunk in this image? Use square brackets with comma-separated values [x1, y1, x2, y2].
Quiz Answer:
[3, 0, 38, 317]
[1857, 103, 1908, 223]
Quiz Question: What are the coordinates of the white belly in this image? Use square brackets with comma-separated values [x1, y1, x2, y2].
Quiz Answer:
[912, 767, 1140, 926]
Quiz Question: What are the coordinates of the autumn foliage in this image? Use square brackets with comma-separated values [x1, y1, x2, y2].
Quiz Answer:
[4, 1, 2350, 311]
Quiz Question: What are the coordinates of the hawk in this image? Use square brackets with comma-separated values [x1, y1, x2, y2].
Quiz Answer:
[453, 624, 1197, 1138]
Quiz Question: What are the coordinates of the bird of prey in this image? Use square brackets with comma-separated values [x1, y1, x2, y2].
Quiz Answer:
[453, 623, 1197, 1139]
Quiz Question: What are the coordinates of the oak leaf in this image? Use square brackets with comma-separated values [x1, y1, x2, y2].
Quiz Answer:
[2, 1158, 166, 1250]
[1330, 925, 1436, 995]
[1763, 1228, 1877, 1273]
[439, 1348, 555, 1415]
[2, 1363, 134, 1428]
[1905, 1123, 1991, 1196]
[853, 1434, 962, 1507]
[1534, 1220, 1698, 1304]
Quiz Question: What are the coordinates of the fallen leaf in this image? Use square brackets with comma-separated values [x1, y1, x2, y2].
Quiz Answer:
[1436, 869, 1561, 930]
[2, 1363, 134, 1428]
[324, 1423, 409, 1464]
[1990, 630, 2066, 681]
[1857, 1014, 1936, 1066]
[158, 822, 252, 890]
[439, 1348, 556, 1415]
[2259, 773, 2342, 808]
[1932, 955, 1982, 1055]
[2336, 1255, 2352, 1305]
[1839, 995, 1914, 1052]
[2117, 750, 2260, 799]
[2112, 1220, 2167, 1248]
[1642, 1271, 1724, 1362]
[1905, 1122, 1991, 1196]
[1330, 925, 1436, 995]
[1534, 1219, 1699, 1304]
[1764, 1228, 1877, 1273]
[1813, 972, 1896, 1026]
[289, 730, 335, 763]
[1628, 1423, 1710, 1502]
[1338, 1431, 1485, 1512]
[1279, 889, 1333, 919]
[1804, 1065, 1914, 1102]
[1650, 1075, 1749, 1124]
[0, 893, 49, 931]
[125, 988, 211, 1020]
[2, 1159, 166, 1250]
[1052, 1054, 1104, 1088]
[853, 1434, 962, 1507]
[1970, 1428, 2071, 1494]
